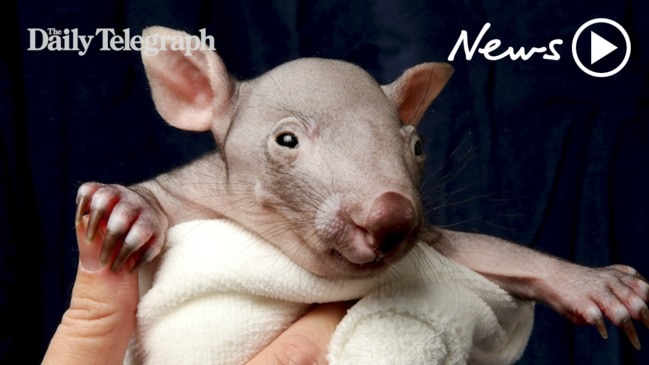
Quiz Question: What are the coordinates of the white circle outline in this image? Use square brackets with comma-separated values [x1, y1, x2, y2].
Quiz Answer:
[571, 18, 631, 78]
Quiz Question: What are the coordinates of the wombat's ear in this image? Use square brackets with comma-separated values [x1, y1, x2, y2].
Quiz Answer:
[382, 63, 453, 126]
[141, 26, 236, 135]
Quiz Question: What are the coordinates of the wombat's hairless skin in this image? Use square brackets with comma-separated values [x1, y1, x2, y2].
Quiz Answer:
[76, 26, 648, 350]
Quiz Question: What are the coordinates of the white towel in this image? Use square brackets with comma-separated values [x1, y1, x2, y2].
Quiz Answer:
[125, 219, 533, 365]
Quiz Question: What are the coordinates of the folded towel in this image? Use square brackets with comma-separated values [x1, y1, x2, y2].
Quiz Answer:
[125, 219, 533, 365]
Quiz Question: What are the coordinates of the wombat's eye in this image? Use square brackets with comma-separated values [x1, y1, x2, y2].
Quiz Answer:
[276, 132, 299, 148]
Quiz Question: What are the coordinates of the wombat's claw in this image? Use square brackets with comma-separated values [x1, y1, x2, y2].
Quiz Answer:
[641, 307, 649, 329]
[595, 316, 608, 339]
[100, 231, 122, 265]
[75, 195, 89, 227]
[622, 318, 641, 350]
[86, 208, 106, 243]
[130, 254, 149, 273]
[111, 245, 132, 272]
[595, 315, 642, 350]
[74, 182, 166, 272]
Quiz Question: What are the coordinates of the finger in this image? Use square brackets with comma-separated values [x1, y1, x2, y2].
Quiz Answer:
[620, 274, 649, 302]
[102, 206, 139, 267]
[633, 271, 648, 283]
[130, 236, 163, 273]
[591, 292, 643, 350]
[592, 290, 630, 327]
[610, 279, 647, 315]
[584, 306, 608, 339]
[610, 265, 647, 283]
[42, 217, 139, 365]
[85, 187, 121, 243]
[627, 297, 649, 329]
[246, 302, 351, 365]
[610, 274, 649, 329]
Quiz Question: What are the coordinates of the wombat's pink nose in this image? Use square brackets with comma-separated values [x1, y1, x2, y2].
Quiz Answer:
[366, 192, 417, 257]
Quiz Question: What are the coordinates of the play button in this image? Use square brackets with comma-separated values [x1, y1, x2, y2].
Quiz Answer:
[590, 31, 617, 64]
[571, 18, 631, 77]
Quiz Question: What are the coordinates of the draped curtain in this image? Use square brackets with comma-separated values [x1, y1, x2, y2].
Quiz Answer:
[1, 1, 647, 363]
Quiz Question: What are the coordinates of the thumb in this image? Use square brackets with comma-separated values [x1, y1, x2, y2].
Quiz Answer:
[42, 217, 139, 365]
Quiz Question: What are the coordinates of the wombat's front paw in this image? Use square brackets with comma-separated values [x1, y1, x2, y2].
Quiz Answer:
[548, 263, 649, 350]
[75, 182, 168, 271]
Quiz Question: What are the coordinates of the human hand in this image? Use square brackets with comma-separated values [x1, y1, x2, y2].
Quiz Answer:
[247, 302, 350, 365]
[42, 216, 140, 365]
[42, 217, 346, 365]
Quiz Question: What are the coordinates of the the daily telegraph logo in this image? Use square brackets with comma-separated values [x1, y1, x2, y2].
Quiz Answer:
[26, 28, 215, 56]
[448, 18, 630, 78]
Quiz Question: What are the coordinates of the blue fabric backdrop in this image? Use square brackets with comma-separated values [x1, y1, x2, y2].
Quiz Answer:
[1, 1, 647, 363]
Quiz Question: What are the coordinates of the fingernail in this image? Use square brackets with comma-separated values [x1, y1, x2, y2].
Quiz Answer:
[622, 319, 641, 350]
[79, 243, 103, 272]
[75, 216, 103, 272]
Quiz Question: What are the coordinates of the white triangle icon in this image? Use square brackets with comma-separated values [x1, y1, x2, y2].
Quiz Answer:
[591, 31, 617, 65]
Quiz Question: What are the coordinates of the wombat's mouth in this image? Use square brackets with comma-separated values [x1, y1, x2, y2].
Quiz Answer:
[325, 249, 388, 275]
[324, 238, 414, 277]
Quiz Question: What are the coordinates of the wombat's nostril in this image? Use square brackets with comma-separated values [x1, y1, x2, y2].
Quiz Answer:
[366, 192, 417, 257]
